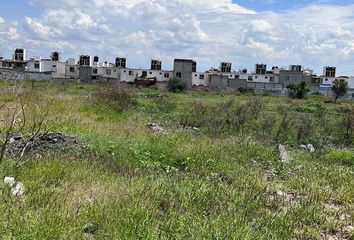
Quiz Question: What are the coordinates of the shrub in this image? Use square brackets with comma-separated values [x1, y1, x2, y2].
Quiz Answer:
[286, 81, 310, 99]
[332, 79, 348, 102]
[92, 84, 137, 112]
[153, 95, 176, 112]
[168, 78, 187, 92]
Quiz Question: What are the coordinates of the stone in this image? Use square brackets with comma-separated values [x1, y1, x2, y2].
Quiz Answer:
[83, 221, 98, 235]
[307, 144, 315, 153]
[4, 177, 16, 188]
[147, 123, 167, 134]
[11, 182, 25, 196]
[278, 144, 293, 163]
[300, 144, 307, 150]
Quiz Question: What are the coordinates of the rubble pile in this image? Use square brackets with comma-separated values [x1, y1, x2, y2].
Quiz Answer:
[5, 132, 81, 157]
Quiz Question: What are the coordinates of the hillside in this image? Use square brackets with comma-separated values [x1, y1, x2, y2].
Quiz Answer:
[0, 80, 353, 239]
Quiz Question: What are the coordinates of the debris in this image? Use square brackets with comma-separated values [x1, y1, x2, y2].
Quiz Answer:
[5, 132, 82, 157]
[300, 144, 308, 150]
[11, 182, 25, 196]
[147, 123, 167, 135]
[278, 144, 293, 163]
[299, 143, 315, 153]
[307, 144, 315, 153]
[3, 177, 25, 196]
[4, 176, 16, 188]
[83, 221, 98, 235]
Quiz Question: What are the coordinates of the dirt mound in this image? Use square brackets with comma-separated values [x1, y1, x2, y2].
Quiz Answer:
[6, 132, 82, 157]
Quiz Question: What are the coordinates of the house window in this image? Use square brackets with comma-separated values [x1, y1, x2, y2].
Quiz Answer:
[93, 69, 98, 74]
[159, 72, 162, 75]
[106, 69, 111, 75]
[70, 67, 75, 73]
[255, 76, 258, 79]
[270, 77, 275, 82]
[194, 74, 198, 77]
[52, 65, 56, 68]
[149, 71, 152, 75]
[34, 63, 40, 69]
[199, 74, 204, 80]
[164, 73, 170, 78]
[124, 70, 126, 73]
[265, 76, 268, 79]
[176, 72, 182, 78]
[248, 76, 253, 81]
[129, 70, 134, 76]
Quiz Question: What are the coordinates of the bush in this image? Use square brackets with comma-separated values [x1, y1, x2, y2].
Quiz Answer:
[168, 78, 187, 92]
[286, 81, 310, 99]
[332, 79, 348, 102]
[92, 84, 137, 112]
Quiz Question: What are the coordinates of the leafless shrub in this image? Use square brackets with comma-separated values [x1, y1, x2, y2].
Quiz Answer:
[91, 83, 137, 112]
[0, 80, 55, 163]
[274, 106, 295, 142]
[337, 108, 354, 146]
[296, 114, 315, 143]
[153, 95, 176, 112]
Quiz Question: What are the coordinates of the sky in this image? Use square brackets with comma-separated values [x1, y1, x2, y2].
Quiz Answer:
[1, 0, 354, 75]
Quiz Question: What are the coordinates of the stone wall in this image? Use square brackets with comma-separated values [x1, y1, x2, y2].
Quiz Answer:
[0, 68, 52, 81]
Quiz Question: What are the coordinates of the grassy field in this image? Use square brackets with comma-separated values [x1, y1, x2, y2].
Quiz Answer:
[0, 80, 353, 239]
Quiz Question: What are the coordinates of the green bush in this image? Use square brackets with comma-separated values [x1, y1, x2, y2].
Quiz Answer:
[168, 78, 187, 92]
[286, 81, 310, 99]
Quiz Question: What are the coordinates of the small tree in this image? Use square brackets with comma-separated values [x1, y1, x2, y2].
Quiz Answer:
[168, 78, 187, 93]
[286, 81, 310, 99]
[332, 79, 348, 103]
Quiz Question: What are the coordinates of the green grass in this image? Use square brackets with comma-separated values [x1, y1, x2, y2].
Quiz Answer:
[0, 80, 353, 239]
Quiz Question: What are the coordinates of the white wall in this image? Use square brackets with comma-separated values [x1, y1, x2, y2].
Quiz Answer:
[348, 77, 354, 89]
[239, 73, 279, 83]
[192, 72, 208, 86]
[65, 65, 80, 79]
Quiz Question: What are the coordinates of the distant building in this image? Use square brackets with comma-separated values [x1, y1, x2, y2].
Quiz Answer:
[115, 57, 127, 68]
[220, 62, 232, 73]
[13, 48, 27, 61]
[173, 59, 197, 86]
[79, 55, 91, 66]
[151, 59, 162, 70]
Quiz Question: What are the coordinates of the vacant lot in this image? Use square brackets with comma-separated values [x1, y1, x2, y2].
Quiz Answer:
[0, 80, 353, 239]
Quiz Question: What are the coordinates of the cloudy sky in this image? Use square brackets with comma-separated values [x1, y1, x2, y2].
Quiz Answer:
[1, 0, 354, 75]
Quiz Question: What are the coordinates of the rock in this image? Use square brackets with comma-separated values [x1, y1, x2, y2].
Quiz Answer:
[193, 127, 200, 131]
[4, 177, 16, 188]
[11, 182, 25, 196]
[4, 177, 25, 196]
[340, 213, 350, 221]
[344, 225, 353, 233]
[300, 144, 307, 150]
[83, 221, 98, 235]
[147, 123, 167, 135]
[307, 144, 315, 153]
[299, 143, 315, 153]
[278, 144, 292, 163]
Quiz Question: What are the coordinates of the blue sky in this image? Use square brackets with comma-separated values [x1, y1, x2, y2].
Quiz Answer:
[1, 0, 354, 75]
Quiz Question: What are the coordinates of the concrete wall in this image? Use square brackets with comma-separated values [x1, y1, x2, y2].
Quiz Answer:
[65, 65, 80, 79]
[208, 75, 229, 89]
[279, 70, 313, 86]
[79, 66, 92, 82]
[0, 68, 52, 81]
[173, 61, 193, 86]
